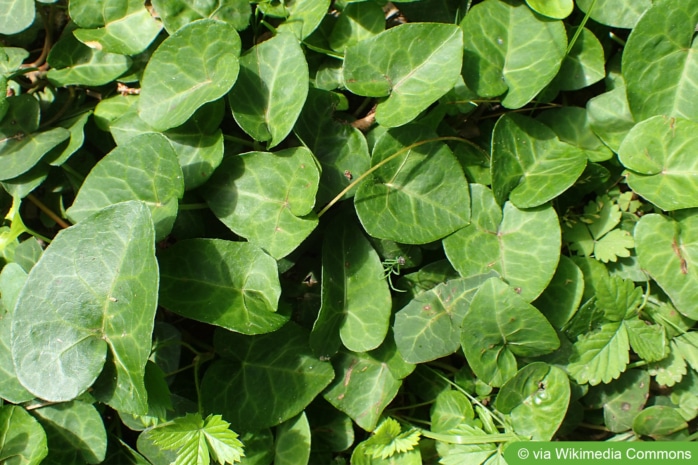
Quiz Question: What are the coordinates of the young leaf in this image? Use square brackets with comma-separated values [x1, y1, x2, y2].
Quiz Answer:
[567, 321, 629, 385]
[430, 390, 475, 434]
[149, 413, 244, 465]
[525, 0, 573, 19]
[0, 405, 48, 465]
[595, 276, 642, 322]
[362, 417, 421, 460]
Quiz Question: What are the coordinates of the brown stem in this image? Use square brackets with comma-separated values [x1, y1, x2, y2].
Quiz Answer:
[27, 194, 71, 229]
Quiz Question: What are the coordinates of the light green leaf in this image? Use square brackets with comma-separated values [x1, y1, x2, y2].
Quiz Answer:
[430, 390, 475, 433]
[0, 405, 48, 465]
[586, 86, 636, 153]
[649, 342, 687, 387]
[70, 0, 162, 55]
[66, 133, 184, 241]
[202, 147, 320, 259]
[229, 31, 308, 148]
[674, 332, 698, 372]
[525, 0, 573, 19]
[635, 212, 698, 319]
[557, 27, 605, 91]
[624, 317, 668, 363]
[354, 125, 470, 244]
[633, 406, 688, 439]
[201, 324, 334, 431]
[139, 19, 241, 131]
[593, 229, 634, 263]
[619, 116, 698, 210]
[585, 369, 650, 433]
[460, 0, 566, 108]
[32, 401, 107, 465]
[311, 217, 391, 357]
[274, 413, 311, 465]
[443, 184, 561, 302]
[330, 2, 384, 51]
[362, 417, 420, 460]
[11, 201, 158, 414]
[45, 111, 92, 167]
[461, 278, 560, 387]
[394, 274, 495, 364]
[152, 0, 250, 33]
[273, 0, 330, 39]
[595, 276, 642, 322]
[495, 362, 570, 440]
[537, 107, 613, 163]
[533, 256, 584, 330]
[491, 113, 587, 208]
[344, 23, 463, 127]
[0, 0, 34, 35]
[93, 94, 139, 131]
[622, 0, 698, 122]
[568, 321, 629, 385]
[149, 413, 244, 465]
[577, 0, 652, 29]
[0, 95, 70, 181]
[158, 239, 287, 335]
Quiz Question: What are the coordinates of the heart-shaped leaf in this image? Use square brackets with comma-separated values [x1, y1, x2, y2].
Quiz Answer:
[202, 147, 320, 259]
[158, 239, 287, 335]
[491, 113, 587, 208]
[344, 23, 463, 127]
[11, 201, 158, 414]
[443, 184, 561, 302]
[354, 124, 470, 244]
[618, 116, 698, 211]
[139, 19, 241, 131]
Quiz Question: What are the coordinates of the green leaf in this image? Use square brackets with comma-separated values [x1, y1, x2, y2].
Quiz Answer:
[329, 2, 385, 51]
[0, 95, 70, 181]
[158, 239, 287, 335]
[525, 0, 573, 19]
[491, 113, 587, 208]
[461, 278, 560, 387]
[576, 0, 652, 29]
[635, 212, 698, 319]
[585, 369, 650, 433]
[32, 400, 107, 465]
[344, 23, 463, 127]
[567, 321, 629, 385]
[443, 184, 561, 302]
[622, 0, 698, 122]
[11, 201, 158, 414]
[0, 405, 48, 465]
[152, 0, 250, 34]
[45, 111, 92, 167]
[229, 31, 308, 148]
[495, 362, 570, 440]
[311, 217, 391, 357]
[430, 390, 475, 433]
[619, 116, 698, 210]
[394, 274, 495, 364]
[139, 19, 241, 131]
[633, 406, 688, 439]
[149, 413, 244, 465]
[533, 256, 584, 330]
[202, 147, 320, 259]
[273, 413, 311, 465]
[537, 107, 612, 163]
[273, 0, 330, 39]
[70, 0, 162, 55]
[595, 276, 642, 322]
[649, 342, 687, 387]
[362, 418, 420, 460]
[586, 86, 636, 153]
[460, 0, 566, 108]
[200, 324, 334, 431]
[593, 228, 634, 263]
[556, 27, 605, 91]
[66, 133, 185, 241]
[0, 0, 34, 35]
[674, 332, 698, 372]
[354, 125, 470, 244]
[624, 317, 668, 363]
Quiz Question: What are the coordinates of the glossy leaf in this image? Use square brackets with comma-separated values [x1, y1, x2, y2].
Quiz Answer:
[635, 212, 698, 319]
[577, 0, 653, 29]
[461, 278, 560, 387]
[45, 111, 92, 167]
[311, 218, 391, 357]
[0, 405, 48, 465]
[274, 0, 330, 39]
[139, 19, 241, 131]
[152, 0, 249, 34]
[67, 133, 184, 241]
[32, 401, 107, 464]
[274, 413, 311, 465]
[622, 0, 698, 122]
[494, 362, 570, 440]
[460, 0, 566, 108]
[344, 23, 463, 127]
[394, 274, 495, 364]
[158, 239, 287, 335]
[525, 0, 573, 19]
[70, 0, 162, 55]
[200, 324, 334, 431]
[0, 0, 34, 35]
[354, 125, 470, 244]
[537, 107, 612, 163]
[229, 31, 308, 148]
[443, 184, 561, 302]
[329, 2, 385, 51]
[618, 116, 698, 211]
[202, 147, 320, 259]
[585, 369, 650, 433]
[533, 256, 584, 330]
[11, 201, 158, 414]
[0, 263, 32, 403]
[633, 406, 688, 438]
[491, 113, 587, 208]
[568, 321, 629, 385]
[586, 86, 636, 153]
[430, 390, 475, 433]
[556, 27, 605, 91]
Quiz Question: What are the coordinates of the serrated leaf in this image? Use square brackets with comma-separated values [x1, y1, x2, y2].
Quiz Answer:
[229, 31, 308, 148]
[674, 332, 698, 372]
[139, 19, 241, 131]
[649, 342, 687, 387]
[0, 405, 48, 465]
[344, 23, 463, 127]
[11, 201, 158, 414]
[202, 147, 320, 259]
[363, 418, 421, 460]
[595, 276, 642, 321]
[152, 0, 250, 34]
[460, 0, 566, 108]
[624, 318, 668, 363]
[593, 229, 634, 263]
[568, 321, 629, 385]
[158, 239, 287, 335]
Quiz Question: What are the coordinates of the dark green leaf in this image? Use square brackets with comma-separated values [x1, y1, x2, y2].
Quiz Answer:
[274, 413, 311, 465]
[585, 369, 650, 433]
[151, 0, 250, 33]
[633, 406, 688, 438]
[0, 405, 47, 465]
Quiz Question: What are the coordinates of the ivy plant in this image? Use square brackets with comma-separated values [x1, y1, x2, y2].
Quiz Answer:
[1, 0, 698, 464]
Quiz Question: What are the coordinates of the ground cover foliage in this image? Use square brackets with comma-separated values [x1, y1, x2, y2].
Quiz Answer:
[1, 0, 698, 463]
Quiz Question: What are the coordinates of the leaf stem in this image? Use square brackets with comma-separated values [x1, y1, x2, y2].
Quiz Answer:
[316, 136, 474, 218]
[194, 352, 214, 416]
[223, 134, 258, 149]
[178, 203, 209, 211]
[566, 0, 598, 55]
[27, 194, 70, 229]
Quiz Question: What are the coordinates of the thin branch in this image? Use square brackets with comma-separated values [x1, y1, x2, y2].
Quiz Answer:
[27, 194, 71, 229]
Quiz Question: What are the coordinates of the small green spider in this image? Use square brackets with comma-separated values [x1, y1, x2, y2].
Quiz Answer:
[382, 256, 406, 292]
